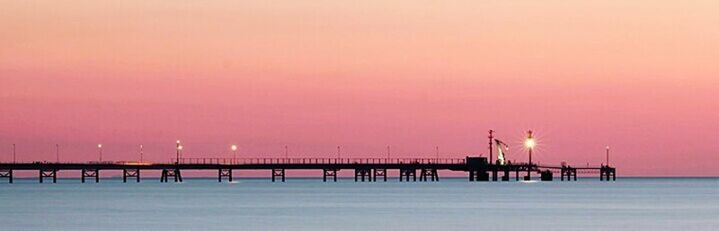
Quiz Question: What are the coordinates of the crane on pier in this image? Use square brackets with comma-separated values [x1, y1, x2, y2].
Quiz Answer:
[495, 139, 510, 165]
[488, 130, 510, 166]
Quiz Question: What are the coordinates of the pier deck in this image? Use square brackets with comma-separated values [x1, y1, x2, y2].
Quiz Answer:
[0, 157, 616, 183]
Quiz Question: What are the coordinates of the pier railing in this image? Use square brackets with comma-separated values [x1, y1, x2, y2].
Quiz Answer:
[172, 158, 466, 165]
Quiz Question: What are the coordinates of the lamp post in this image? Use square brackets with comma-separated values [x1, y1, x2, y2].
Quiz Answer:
[524, 130, 536, 179]
[97, 144, 103, 162]
[337, 146, 341, 159]
[525, 130, 535, 164]
[140, 144, 144, 163]
[175, 140, 181, 164]
[435, 146, 439, 161]
[56, 144, 59, 163]
[285, 145, 288, 159]
[12, 144, 16, 163]
[606, 146, 610, 166]
[231, 144, 238, 163]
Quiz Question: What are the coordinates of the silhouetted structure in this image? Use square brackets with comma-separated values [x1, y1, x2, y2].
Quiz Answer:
[0, 157, 616, 184]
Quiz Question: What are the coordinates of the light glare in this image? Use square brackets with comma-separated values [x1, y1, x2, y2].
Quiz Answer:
[525, 139, 536, 148]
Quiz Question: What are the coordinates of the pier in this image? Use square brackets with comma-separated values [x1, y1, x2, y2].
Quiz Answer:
[0, 157, 615, 183]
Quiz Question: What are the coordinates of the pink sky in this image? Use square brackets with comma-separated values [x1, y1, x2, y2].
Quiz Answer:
[1, 1, 718, 176]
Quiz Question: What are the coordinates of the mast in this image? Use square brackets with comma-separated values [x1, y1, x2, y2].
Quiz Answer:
[488, 130, 494, 164]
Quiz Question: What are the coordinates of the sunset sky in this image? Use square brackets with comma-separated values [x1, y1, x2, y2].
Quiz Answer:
[1, 1, 718, 176]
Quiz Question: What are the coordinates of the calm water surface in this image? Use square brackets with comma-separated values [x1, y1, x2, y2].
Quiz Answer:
[1, 177, 717, 230]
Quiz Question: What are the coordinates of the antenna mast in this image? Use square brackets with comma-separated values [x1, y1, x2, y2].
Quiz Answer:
[488, 130, 494, 164]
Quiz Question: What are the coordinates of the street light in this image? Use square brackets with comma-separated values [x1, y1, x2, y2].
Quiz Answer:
[97, 144, 103, 162]
[524, 130, 535, 180]
[524, 132, 535, 162]
[175, 140, 182, 164]
[231, 144, 238, 163]
[524, 137, 536, 150]
[435, 146, 439, 161]
[606, 146, 610, 166]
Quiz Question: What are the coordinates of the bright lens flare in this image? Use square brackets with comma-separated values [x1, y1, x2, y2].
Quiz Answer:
[178, 145, 183, 150]
[524, 139, 536, 149]
[231, 145, 238, 151]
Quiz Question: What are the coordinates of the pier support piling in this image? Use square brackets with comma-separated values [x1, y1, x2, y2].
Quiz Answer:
[373, 169, 387, 182]
[561, 167, 577, 182]
[399, 169, 416, 182]
[123, 169, 140, 183]
[540, 170, 553, 181]
[600, 166, 616, 181]
[612, 169, 616, 181]
[0, 169, 12, 183]
[468, 170, 488, 182]
[323, 169, 337, 182]
[218, 169, 233, 182]
[502, 170, 510, 181]
[419, 169, 439, 182]
[477, 171, 489, 181]
[354, 168, 371, 182]
[161, 169, 182, 183]
[39, 169, 57, 183]
[272, 169, 285, 182]
[81, 169, 100, 183]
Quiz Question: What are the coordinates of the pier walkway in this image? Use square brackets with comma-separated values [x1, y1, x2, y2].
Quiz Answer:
[0, 157, 616, 183]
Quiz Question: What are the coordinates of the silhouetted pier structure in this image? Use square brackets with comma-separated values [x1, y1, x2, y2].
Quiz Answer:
[0, 157, 615, 184]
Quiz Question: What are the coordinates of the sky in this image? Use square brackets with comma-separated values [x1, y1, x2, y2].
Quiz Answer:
[1, 1, 718, 176]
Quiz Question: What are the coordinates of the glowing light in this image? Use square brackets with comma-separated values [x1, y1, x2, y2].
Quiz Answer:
[176, 140, 181, 144]
[97, 144, 102, 148]
[524, 139, 536, 149]
[178, 145, 183, 150]
[231, 145, 238, 151]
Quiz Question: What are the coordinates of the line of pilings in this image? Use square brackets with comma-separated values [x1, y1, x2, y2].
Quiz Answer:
[561, 166, 578, 181]
[600, 165, 617, 181]
[0, 167, 616, 183]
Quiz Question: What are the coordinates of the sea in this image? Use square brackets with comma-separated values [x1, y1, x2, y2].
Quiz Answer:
[0, 177, 717, 231]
